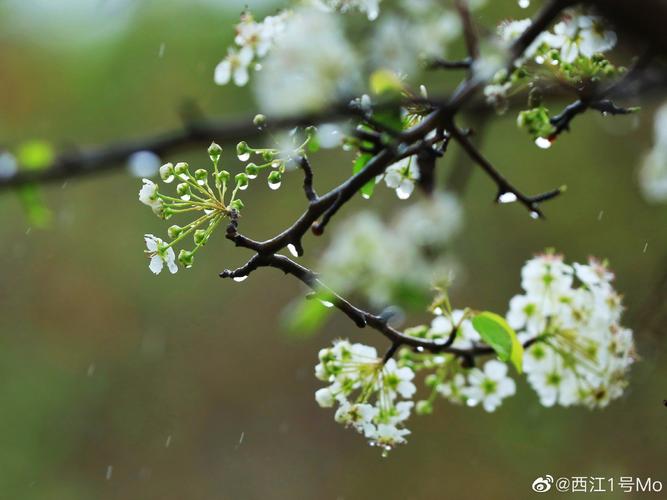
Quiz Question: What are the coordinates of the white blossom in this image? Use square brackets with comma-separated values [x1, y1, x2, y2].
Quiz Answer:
[510, 254, 635, 409]
[548, 13, 617, 63]
[383, 156, 419, 199]
[462, 360, 516, 412]
[214, 46, 254, 86]
[138, 178, 163, 216]
[318, 0, 381, 21]
[639, 101, 667, 202]
[144, 234, 178, 275]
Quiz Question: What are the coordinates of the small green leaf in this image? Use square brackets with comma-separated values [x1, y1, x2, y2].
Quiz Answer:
[472, 311, 523, 373]
[353, 153, 375, 199]
[282, 297, 334, 337]
[369, 69, 403, 95]
[17, 140, 54, 171]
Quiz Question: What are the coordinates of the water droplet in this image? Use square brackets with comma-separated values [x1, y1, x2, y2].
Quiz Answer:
[535, 137, 552, 149]
[246, 172, 257, 180]
[535, 55, 545, 64]
[239, 183, 248, 191]
[197, 179, 206, 186]
[254, 63, 262, 71]
[237, 152, 250, 162]
[287, 243, 299, 257]
[233, 276, 248, 282]
[361, 193, 371, 200]
[204, 209, 214, 215]
[381, 449, 389, 458]
[318, 299, 334, 308]
[498, 192, 518, 204]
[466, 399, 477, 407]
[518, 0, 530, 8]
[433, 307, 443, 315]
[180, 194, 191, 201]
[643, 242, 648, 253]
[268, 180, 282, 190]
[271, 160, 281, 169]
[530, 210, 540, 219]
[164, 174, 175, 183]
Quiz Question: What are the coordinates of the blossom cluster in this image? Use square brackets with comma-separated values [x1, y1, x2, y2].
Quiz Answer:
[214, 10, 288, 87]
[318, 192, 463, 308]
[315, 253, 636, 453]
[507, 253, 635, 408]
[639, 101, 667, 203]
[314, 340, 416, 455]
[317, 0, 382, 21]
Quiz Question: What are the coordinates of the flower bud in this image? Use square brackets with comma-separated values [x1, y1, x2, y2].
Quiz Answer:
[178, 249, 194, 268]
[230, 198, 244, 211]
[159, 162, 175, 183]
[252, 114, 266, 128]
[235, 172, 249, 190]
[215, 170, 230, 189]
[194, 229, 209, 246]
[194, 168, 208, 186]
[236, 141, 251, 161]
[267, 170, 282, 190]
[176, 182, 191, 200]
[425, 374, 439, 388]
[416, 400, 433, 415]
[174, 161, 189, 178]
[245, 163, 258, 179]
[167, 224, 183, 239]
[208, 142, 222, 162]
[262, 150, 274, 162]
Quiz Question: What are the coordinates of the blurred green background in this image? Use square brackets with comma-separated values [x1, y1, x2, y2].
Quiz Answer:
[0, 1, 665, 499]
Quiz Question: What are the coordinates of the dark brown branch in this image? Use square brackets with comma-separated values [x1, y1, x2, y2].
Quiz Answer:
[220, 251, 538, 361]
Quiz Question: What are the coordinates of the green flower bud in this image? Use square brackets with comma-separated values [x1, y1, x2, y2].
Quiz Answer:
[178, 249, 195, 268]
[159, 162, 175, 183]
[174, 162, 189, 176]
[416, 400, 433, 415]
[168, 224, 183, 239]
[245, 163, 259, 179]
[267, 170, 282, 190]
[236, 141, 251, 161]
[194, 229, 209, 246]
[194, 168, 208, 186]
[176, 182, 191, 200]
[252, 114, 266, 128]
[208, 142, 222, 162]
[425, 374, 439, 389]
[215, 170, 230, 189]
[235, 172, 249, 190]
[262, 150, 274, 162]
[230, 199, 244, 211]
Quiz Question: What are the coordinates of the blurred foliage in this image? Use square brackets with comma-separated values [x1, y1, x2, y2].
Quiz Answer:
[0, 1, 665, 499]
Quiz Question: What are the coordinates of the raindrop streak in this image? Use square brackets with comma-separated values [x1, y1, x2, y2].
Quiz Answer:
[239, 432, 245, 445]
[268, 180, 282, 190]
[165, 435, 172, 448]
[598, 210, 604, 221]
[518, 0, 530, 7]
[535, 137, 552, 149]
[158, 43, 166, 58]
[643, 242, 648, 253]
[233, 276, 248, 283]
[87, 363, 96, 377]
[287, 244, 299, 258]
[318, 299, 335, 308]
[498, 192, 518, 204]
[361, 193, 371, 200]
[106, 466, 113, 480]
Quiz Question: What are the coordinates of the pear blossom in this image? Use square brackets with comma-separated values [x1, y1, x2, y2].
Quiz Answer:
[383, 156, 419, 199]
[548, 13, 617, 63]
[319, 0, 381, 21]
[462, 360, 516, 412]
[144, 234, 178, 275]
[510, 254, 635, 409]
[214, 46, 253, 86]
[314, 339, 416, 454]
[138, 178, 163, 215]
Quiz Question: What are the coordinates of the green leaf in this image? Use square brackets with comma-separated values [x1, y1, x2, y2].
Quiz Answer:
[282, 296, 334, 338]
[353, 153, 375, 199]
[369, 69, 403, 95]
[472, 311, 524, 373]
[17, 140, 54, 171]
